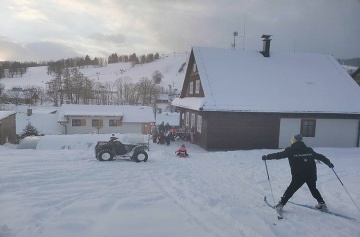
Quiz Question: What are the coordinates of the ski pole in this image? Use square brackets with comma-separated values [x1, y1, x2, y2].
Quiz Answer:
[332, 168, 360, 213]
[264, 159, 276, 207]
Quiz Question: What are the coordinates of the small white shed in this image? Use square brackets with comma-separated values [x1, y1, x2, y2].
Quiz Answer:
[57, 104, 155, 135]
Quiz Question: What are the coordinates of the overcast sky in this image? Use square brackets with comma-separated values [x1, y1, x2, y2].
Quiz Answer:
[1, 0, 360, 62]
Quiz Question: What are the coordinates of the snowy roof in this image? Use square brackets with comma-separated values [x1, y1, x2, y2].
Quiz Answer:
[157, 94, 169, 100]
[57, 104, 155, 123]
[0, 111, 16, 120]
[172, 47, 360, 114]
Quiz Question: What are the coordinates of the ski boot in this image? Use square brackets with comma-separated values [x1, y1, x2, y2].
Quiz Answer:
[315, 202, 328, 211]
[275, 202, 284, 212]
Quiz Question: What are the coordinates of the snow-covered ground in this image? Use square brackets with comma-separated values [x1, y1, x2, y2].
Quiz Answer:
[1, 135, 359, 237]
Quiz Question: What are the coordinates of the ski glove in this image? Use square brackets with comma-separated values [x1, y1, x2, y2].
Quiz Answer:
[328, 163, 334, 168]
[262, 155, 267, 160]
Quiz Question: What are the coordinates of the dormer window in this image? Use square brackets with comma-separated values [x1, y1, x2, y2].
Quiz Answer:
[193, 62, 198, 73]
[195, 80, 200, 94]
[189, 81, 194, 94]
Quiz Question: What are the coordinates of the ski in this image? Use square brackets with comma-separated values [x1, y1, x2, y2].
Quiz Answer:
[264, 196, 283, 220]
[288, 200, 357, 222]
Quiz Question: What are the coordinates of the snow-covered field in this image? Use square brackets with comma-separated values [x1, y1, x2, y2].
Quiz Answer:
[1, 135, 359, 237]
[0, 53, 189, 91]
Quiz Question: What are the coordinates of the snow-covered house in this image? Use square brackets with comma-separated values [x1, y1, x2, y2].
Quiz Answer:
[0, 111, 16, 144]
[172, 37, 360, 150]
[352, 67, 360, 86]
[57, 104, 155, 135]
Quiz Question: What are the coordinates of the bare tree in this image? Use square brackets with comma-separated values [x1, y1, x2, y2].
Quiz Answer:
[0, 83, 5, 104]
[152, 70, 163, 84]
[137, 77, 157, 106]
[8, 87, 22, 105]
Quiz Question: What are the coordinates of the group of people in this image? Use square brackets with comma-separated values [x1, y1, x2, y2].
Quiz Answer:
[150, 122, 176, 145]
[150, 122, 196, 146]
[150, 122, 191, 157]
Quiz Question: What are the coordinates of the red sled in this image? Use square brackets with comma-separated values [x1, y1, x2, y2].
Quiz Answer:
[176, 151, 189, 158]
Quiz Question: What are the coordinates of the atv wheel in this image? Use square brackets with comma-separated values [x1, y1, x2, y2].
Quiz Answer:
[97, 149, 114, 161]
[132, 151, 148, 162]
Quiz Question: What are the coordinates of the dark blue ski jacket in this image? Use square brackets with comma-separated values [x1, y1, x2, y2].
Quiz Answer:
[264, 141, 332, 180]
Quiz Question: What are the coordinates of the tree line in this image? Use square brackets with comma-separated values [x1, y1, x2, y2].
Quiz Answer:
[0, 67, 167, 108]
[337, 57, 360, 67]
[1, 52, 162, 79]
[0, 61, 46, 78]
[108, 52, 160, 65]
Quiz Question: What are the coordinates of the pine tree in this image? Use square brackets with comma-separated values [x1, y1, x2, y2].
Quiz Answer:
[20, 123, 40, 139]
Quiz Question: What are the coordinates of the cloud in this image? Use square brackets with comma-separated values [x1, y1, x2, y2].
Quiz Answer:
[0, 39, 80, 61]
[89, 33, 126, 45]
[1, 0, 360, 61]
[0, 40, 28, 61]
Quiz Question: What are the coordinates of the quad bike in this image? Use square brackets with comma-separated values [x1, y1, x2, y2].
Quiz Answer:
[95, 136, 148, 162]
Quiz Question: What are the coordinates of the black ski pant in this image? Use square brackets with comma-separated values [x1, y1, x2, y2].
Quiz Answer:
[280, 176, 324, 205]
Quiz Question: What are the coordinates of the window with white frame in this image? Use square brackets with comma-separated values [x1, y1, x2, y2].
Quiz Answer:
[301, 119, 316, 137]
[191, 113, 195, 128]
[186, 112, 189, 126]
[193, 63, 198, 73]
[189, 81, 194, 95]
[195, 80, 200, 94]
[197, 115, 202, 133]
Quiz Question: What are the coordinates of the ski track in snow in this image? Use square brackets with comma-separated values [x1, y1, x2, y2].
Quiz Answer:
[0, 143, 359, 237]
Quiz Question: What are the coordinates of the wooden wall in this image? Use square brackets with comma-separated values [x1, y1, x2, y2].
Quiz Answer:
[204, 112, 280, 150]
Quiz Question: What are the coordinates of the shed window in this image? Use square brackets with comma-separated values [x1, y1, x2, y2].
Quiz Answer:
[109, 119, 122, 126]
[92, 119, 103, 127]
[72, 119, 81, 126]
[72, 119, 86, 126]
[301, 119, 316, 137]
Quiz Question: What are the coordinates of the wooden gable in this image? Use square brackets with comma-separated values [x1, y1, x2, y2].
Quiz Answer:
[180, 50, 205, 99]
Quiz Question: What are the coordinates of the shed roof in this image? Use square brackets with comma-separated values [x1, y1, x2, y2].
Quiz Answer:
[0, 111, 16, 120]
[57, 104, 155, 123]
[172, 47, 360, 114]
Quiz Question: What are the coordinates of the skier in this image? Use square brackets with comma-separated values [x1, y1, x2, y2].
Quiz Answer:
[262, 134, 334, 212]
[175, 144, 189, 157]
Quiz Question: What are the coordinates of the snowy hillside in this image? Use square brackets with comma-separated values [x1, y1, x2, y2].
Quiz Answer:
[0, 53, 189, 91]
[0, 135, 360, 237]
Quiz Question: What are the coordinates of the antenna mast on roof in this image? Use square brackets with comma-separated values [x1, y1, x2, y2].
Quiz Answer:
[242, 15, 246, 50]
[232, 31, 238, 49]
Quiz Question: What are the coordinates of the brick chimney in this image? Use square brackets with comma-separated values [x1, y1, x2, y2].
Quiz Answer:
[261, 35, 272, 57]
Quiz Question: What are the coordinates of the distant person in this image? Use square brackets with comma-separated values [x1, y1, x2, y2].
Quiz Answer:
[158, 121, 165, 133]
[165, 122, 171, 132]
[190, 126, 195, 143]
[151, 124, 158, 143]
[165, 130, 171, 146]
[262, 134, 334, 212]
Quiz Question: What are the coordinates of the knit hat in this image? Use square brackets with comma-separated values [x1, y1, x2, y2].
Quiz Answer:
[291, 134, 303, 144]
